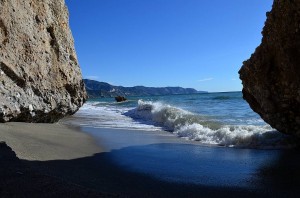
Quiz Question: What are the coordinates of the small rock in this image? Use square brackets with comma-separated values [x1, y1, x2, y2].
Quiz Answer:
[115, 96, 127, 102]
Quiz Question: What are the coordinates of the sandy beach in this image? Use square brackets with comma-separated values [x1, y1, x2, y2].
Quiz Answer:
[0, 123, 102, 161]
[0, 123, 117, 197]
[1, 123, 300, 197]
[1, 0, 299, 197]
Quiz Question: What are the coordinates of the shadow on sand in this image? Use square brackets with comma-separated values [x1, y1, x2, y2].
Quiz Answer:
[2, 142, 300, 197]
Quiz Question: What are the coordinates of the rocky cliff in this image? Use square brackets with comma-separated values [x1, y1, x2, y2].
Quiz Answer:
[239, 0, 300, 137]
[0, 0, 86, 122]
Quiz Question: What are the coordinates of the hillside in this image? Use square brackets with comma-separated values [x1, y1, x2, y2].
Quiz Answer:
[84, 79, 207, 98]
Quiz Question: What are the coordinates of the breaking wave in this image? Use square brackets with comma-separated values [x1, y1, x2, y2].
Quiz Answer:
[124, 100, 295, 148]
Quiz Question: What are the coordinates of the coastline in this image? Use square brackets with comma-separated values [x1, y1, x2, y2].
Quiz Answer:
[1, 123, 300, 197]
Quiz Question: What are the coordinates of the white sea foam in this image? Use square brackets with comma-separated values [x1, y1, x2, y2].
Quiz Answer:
[62, 100, 295, 149]
[62, 102, 162, 131]
[125, 100, 294, 148]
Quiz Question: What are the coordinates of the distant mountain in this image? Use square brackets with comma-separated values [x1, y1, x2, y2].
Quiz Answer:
[83, 79, 207, 98]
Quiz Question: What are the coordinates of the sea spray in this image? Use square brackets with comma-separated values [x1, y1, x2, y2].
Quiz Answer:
[125, 100, 295, 148]
[61, 93, 296, 149]
[125, 100, 222, 131]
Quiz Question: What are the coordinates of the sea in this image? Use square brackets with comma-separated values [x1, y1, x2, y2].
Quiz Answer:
[62, 91, 295, 149]
[59, 91, 300, 192]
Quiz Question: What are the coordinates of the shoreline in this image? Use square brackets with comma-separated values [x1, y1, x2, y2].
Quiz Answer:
[1, 123, 300, 197]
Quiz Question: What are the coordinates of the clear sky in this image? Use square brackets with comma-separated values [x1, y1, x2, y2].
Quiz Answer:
[65, 0, 273, 92]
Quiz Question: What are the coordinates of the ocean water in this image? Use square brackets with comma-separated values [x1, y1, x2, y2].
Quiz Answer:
[62, 92, 294, 149]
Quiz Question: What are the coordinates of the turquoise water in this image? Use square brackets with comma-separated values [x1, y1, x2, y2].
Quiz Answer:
[62, 92, 294, 148]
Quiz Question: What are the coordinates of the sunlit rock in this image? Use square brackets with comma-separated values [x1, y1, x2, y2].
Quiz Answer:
[239, 0, 300, 137]
[0, 0, 86, 122]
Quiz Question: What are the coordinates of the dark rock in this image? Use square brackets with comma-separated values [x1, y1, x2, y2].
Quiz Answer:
[239, 0, 300, 137]
[0, 0, 86, 122]
[115, 96, 127, 102]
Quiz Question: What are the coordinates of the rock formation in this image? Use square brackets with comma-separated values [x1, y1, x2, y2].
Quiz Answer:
[0, 0, 86, 122]
[115, 96, 127, 102]
[239, 0, 300, 137]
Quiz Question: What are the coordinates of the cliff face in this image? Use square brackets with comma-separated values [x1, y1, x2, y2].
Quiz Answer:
[0, 0, 86, 122]
[239, 0, 300, 136]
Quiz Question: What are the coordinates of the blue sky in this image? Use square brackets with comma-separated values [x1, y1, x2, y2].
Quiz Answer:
[66, 0, 273, 92]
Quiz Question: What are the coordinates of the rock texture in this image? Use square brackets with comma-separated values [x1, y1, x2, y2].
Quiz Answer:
[0, 0, 86, 122]
[239, 0, 300, 137]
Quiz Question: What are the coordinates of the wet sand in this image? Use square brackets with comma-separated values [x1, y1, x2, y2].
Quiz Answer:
[83, 127, 300, 197]
[1, 123, 300, 197]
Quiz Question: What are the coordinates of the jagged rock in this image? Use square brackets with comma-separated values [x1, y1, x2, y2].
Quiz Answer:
[239, 0, 300, 137]
[0, 0, 86, 122]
